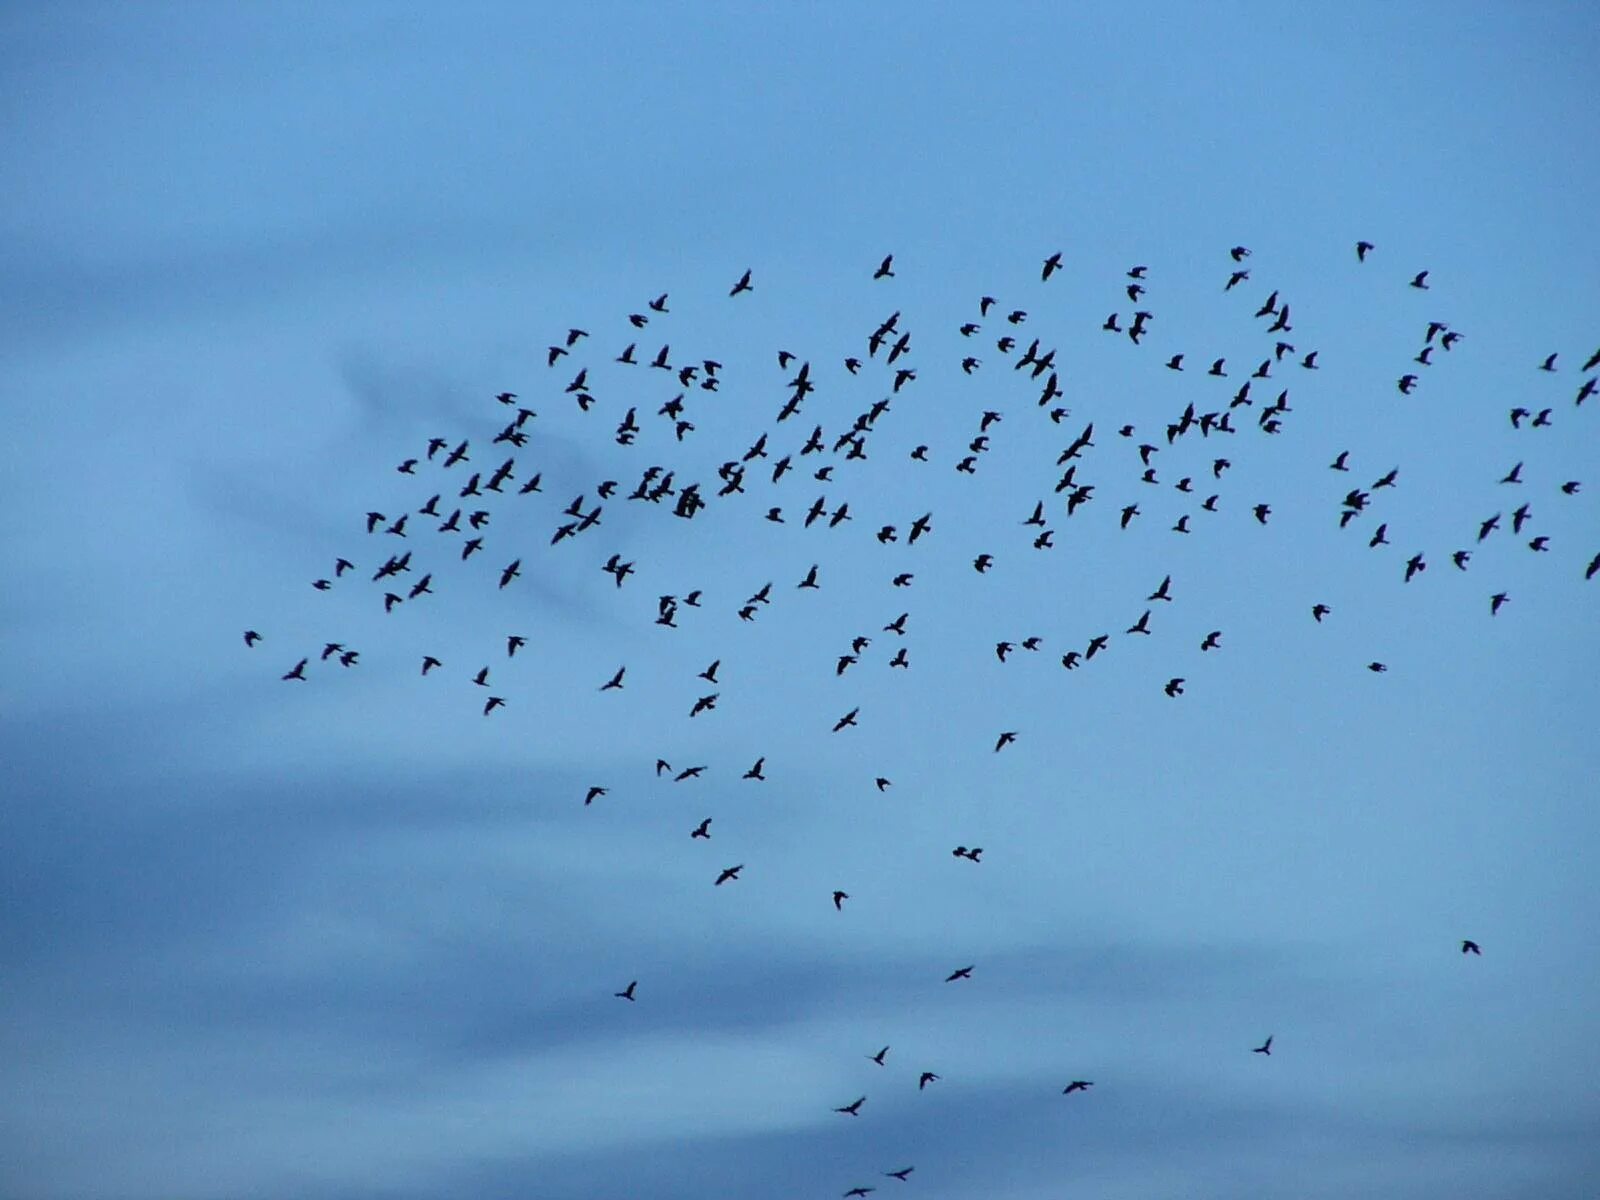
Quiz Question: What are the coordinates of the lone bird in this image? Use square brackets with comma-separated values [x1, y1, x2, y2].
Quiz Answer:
[584, 786, 606, 806]
[1462, 940, 1481, 955]
[918, 1072, 940, 1090]
[615, 980, 637, 1001]
[1253, 1035, 1274, 1056]
[1062, 1080, 1093, 1094]
[945, 965, 974, 982]
[834, 1096, 866, 1116]
[715, 864, 743, 886]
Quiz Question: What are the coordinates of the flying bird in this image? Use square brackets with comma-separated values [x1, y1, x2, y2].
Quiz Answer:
[1253, 1036, 1273, 1056]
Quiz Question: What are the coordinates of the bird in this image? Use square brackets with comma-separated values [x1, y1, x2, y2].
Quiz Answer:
[884, 1167, 914, 1181]
[994, 731, 1017, 752]
[945, 965, 974, 981]
[243, 630, 261, 647]
[1356, 240, 1374, 261]
[869, 1046, 890, 1065]
[918, 1071, 940, 1090]
[833, 890, 849, 911]
[1367, 662, 1388, 673]
[1201, 630, 1222, 651]
[614, 980, 637, 1001]
[743, 757, 766, 781]
[874, 254, 895, 279]
[714, 864, 743, 886]
[834, 1096, 866, 1116]
[584, 786, 606, 805]
[844, 1189, 876, 1198]
[1410, 270, 1430, 289]
[482, 696, 505, 715]
[1164, 678, 1185, 697]
[690, 819, 711, 839]
[281, 658, 307, 681]
[600, 666, 626, 691]
[729, 268, 753, 296]
[1253, 1036, 1273, 1055]
[1062, 1080, 1093, 1094]
[1462, 940, 1481, 955]
[1490, 593, 1509, 615]
[833, 708, 860, 732]
[1042, 251, 1063, 280]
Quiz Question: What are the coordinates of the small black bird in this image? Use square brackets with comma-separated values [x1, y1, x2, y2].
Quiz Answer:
[1253, 1036, 1273, 1056]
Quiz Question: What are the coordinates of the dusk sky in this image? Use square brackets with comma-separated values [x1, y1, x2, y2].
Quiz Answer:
[3, 5, 1598, 1198]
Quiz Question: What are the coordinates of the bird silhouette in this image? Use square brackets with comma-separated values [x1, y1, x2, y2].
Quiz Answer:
[1253, 1036, 1273, 1055]
[614, 980, 637, 1001]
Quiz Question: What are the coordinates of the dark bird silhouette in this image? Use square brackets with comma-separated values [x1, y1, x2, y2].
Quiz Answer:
[874, 254, 895, 279]
[869, 1046, 890, 1065]
[1042, 251, 1063, 281]
[483, 696, 505, 715]
[1368, 662, 1388, 673]
[674, 766, 706, 782]
[1410, 270, 1430, 289]
[994, 731, 1017, 752]
[729, 268, 753, 296]
[1490, 592, 1509, 615]
[844, 1189, 876, 1198]
[884, 1167, 914, 1181]
[585, 786, 606, 806]
[1356, 240, 1374, 261]
[945, 965, 974, 982]
[690, 818, 711, 839]
[600, 666, 626, 691]
[1462, 940, 1481, 955]
[834, 1096, 866, 1116]
[281, 658, 307, 681]
[743, 757, 766, 781]
[1253, 1035, 1273, 1056]
[1164, 678, 1185, 697]
[714, 864, 743, 886]
[1062, 1080, 1094, 1094]
[243, 630, 261, 647]
[833, 890, 849, 911]
[615, 980, 637, 1000]
[1201, 630, 1222, 651]
[918, 1071, 939, 1090]
[833, 708, 861, 732]
[1312, 604, 1331, 622]
[421, 655, 442, 675]
[498, 560, 521, 589]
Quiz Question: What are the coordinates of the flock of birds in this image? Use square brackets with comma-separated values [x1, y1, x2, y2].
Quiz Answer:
[246, 244, 1594, 1194]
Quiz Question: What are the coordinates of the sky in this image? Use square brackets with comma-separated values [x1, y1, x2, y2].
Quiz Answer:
[3, 3, 1598, 1197]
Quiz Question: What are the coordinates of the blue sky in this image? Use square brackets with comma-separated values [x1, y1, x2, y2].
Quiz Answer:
[3, 4, 1598, 1197]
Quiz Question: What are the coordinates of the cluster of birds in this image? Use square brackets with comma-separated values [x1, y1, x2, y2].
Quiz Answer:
[246, 243, 1593, 1194]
